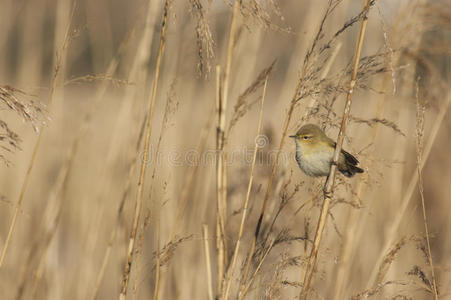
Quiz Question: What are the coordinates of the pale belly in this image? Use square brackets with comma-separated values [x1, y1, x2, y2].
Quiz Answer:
[295, 148, 332, 177]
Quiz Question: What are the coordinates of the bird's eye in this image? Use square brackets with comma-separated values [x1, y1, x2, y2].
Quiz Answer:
[303, 136, 309, 140]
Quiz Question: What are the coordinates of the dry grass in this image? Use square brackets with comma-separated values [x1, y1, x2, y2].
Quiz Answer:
[1, 0, 451, 299]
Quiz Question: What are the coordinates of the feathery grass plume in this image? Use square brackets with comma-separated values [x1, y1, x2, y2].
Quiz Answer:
[351, 281, 408, 300]
[0, 86, 46, 131]
[355, 235, 434, 298]
[151, 235, 194, 270]
[299, 51, 392, 128]
[351, 117, 405, 136]
[408, 265, 437, 295]
[260, 177, 302, 248]
[64, 74, 133, 87]
[189, 0, 215, 77]
[300, 0, 376, 79]
[239, 237, 276, 300]
[226, 60, 275, 140]
[264, 252, 301, 299]
[375, 237, 407, 285]
[239, 0, 289, 32]
[0, 120, 21, 166]
[0, 86, 46, 165]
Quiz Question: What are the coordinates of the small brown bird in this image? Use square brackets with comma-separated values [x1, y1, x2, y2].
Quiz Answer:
[289, 124, 364, 178]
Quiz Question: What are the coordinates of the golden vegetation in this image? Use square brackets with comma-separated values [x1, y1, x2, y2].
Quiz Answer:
[0, 0, 450, 299]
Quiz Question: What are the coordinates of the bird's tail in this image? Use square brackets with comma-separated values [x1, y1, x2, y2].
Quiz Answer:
[339, 164, 364, 178]
[339, 149, 364, 177]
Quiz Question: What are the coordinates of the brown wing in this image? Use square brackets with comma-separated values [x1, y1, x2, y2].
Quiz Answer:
[331, 142, 359, 165]
[328, 141, 363, 177]
[341, 149, 359, 165]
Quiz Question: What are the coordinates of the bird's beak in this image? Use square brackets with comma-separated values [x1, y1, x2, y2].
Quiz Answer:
[289, 135, 296, 138]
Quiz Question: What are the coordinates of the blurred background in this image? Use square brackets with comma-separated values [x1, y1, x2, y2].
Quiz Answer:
[0, 0, 450, 299]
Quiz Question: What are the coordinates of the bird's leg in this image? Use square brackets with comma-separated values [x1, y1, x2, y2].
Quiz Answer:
[323, 185, 332, 198]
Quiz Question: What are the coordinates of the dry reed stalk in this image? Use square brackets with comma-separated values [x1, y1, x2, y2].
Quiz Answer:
[92, 0, 162, 292]
[144, 82, 178, 300]
[223, 0, 240, 111]
[158, 109, 216, 299]
[91, 118, 146, 300]
[298, 193, 315, 282]
[367, 90, 451, 288]
[152, 216, 161, 300]
[79, 7, 159, 291]
[298, 42, 342, 284]
[90, 181, 126, 299]
[331, 84, 385, 299]
[332, 26, 397, 295]
[156, 103, 215, 298]
[203, 225, 214, 300]
[215, 64, 227, 299]
[415, 82, 438, 299]
[300, 1, 372, 298]
[119, 1, 170, 298]
[29, 201, 65, 300]
[15, 241, 40, 299]
[124, 0, 159, 90]
[91, 2, 160, 296]
[0, 1, 77, 270]
[131, 210, 151, 300]
[216, 4, 241, 289]
[223, 76, 268, 300]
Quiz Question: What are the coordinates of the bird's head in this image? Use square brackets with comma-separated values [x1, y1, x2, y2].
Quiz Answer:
[289, 124, 327, 148]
